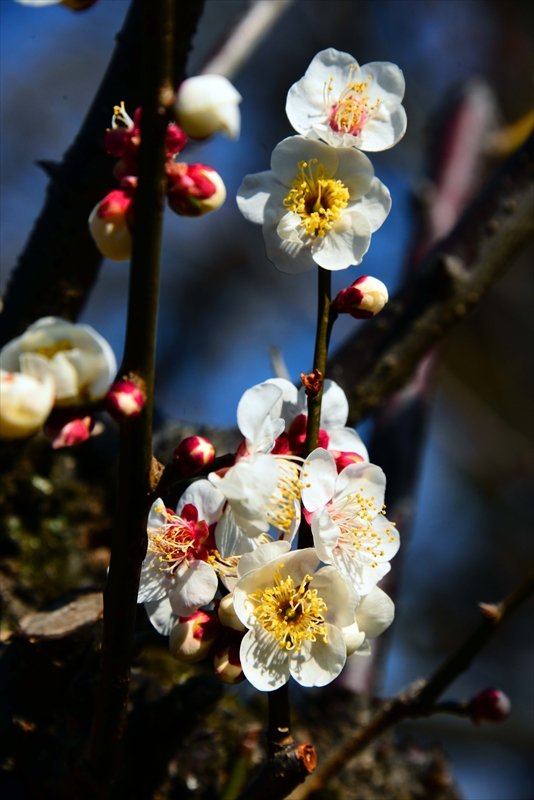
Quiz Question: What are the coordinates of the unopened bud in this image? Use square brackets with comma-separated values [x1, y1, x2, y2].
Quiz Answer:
[166, 162, 226, 217]
[88, 187, 134, 261]
[341, 621, 366, 656]
[287, 414, 329, 457]
[169, 609, 220, 664]
[218, 594, 246, 632]
[333, 451, 365, 473]
[105, 380, 145, 421]
[45, 416, 93, 449]
[174, 436, 215, 476]
[0, 370, 55, 440]
[333, 276, 388, 319]
[469, 688, 511, 724]
[213, 643, 245, 684]
[175, 75, 242, 141]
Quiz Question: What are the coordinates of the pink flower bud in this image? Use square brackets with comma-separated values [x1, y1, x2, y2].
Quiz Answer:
[213, 643, 245, 684]
[469, 688, 511, 724]
[332, 450, 365, 473]
[173, 436, 215, 476]
[45, 416, 93, 449]
[166, 162, 226, 217]
[88, 187, 134, 261]
[333, 276, 388, 319]
[287, 414, 329, 457]
[105, 380, 145, 421]
[218, 593, 246, 632]
[169, 609, 220, 664]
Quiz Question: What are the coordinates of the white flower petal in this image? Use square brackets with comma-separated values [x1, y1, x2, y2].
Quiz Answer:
[353, 637, 372, 656]
[236, 170, 281, 225]
[276, 211, 303, 243]
[289, 624, 346, 687]
[356, 586, 395, 639]
[327, 428, 369, 461]
[320, 380, 349, 429]
[334, 147, 375, 201]
[301, 448, 337, 512]
[240, 628, 290, 691]
[263, 378, 299, 427]
[167, 559, 218, 617]
[236, 540, 290, 581]
[333, 462, 386, 509]
[312, 566, 359, 628]
[237, 382, 283, 452]
[351, 177, 391, 233]
[148, 498, 167, 529]
[364, 61, 406, 105]
[311, 507, 340, 563]
[342, 622, 366, 656]
[312, 210, 371, 270]
[19, 352, 78, 401]
[144, 597, 176, 636]
[177, 479, 225, 526]
[137, 551, 167, 603]
[359, 105, 407, 152]
[262, 219, 314, 274]
[332, 552, 391, 596]
[270, 136, 339, 184]
[215, 506, 255, 558]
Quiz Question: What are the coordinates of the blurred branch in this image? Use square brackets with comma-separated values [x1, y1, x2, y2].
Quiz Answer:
[328, 131, 534, 425]
[86, 0, 175, 790]
[0, 0, 205, 347]
[291, 571, 534, 799]
[201, 0, 293, 79]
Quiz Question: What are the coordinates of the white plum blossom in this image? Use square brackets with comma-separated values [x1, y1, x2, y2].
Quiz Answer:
[301, 448, 400, 595]
[233, 543, 359, 691]
[139, 480, 238, 635]
[261, 377, 369, 462]
[208, 382, 303, 555]
[237, 135, 390, 274]
[175, 75, 242, 140]
[0, 370, 55, 439]
[286, 48, 407, 152]
[0, 317, 117, 407]
[341, 585, 395, 656]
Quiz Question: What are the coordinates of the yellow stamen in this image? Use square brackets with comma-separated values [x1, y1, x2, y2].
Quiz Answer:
[283, 159, 349, 237]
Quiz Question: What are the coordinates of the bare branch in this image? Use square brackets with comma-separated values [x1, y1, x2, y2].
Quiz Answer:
[290, 571, 534, 799]
[328, 132, 534, 424]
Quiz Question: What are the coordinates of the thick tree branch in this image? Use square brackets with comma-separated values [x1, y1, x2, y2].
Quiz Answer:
[86, 0, 175, 790]
[290, 571, 534, 799]
[328, 132, 534, 424]
[0, 0, 205, 347]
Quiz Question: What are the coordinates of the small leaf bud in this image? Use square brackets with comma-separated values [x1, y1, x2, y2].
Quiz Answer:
[333, 276, 388, 319]
[174, 436, 215, 476]
[105, 380, 145, 421]
[469, 688, 511, 724]
[213, 642, 245, 684]
[169, 609, 220, 664]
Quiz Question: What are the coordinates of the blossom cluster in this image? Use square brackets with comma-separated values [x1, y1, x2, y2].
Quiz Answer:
[88, 76, 242, 261]
[138, 377, 399, 691]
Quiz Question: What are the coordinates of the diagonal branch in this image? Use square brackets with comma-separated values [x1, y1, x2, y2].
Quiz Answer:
[290, 571, 534, 799]
[328, 132, 534, 424]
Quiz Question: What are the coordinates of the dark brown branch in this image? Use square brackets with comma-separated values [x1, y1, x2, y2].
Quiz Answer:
[0, 0, 205, 347]
[328, 132, 534, 424]
[291, 571, 534, 799]
[238, 741, 317, 800]
[304, 268, 332, 457]
[86, 0, 175, 789]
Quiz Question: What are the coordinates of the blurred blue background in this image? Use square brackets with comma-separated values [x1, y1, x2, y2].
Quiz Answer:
[1, 2, 533, 798]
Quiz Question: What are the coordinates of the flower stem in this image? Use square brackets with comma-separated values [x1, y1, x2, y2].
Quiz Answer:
[87, 0, 175, 788]
[304, 267, 332, 456]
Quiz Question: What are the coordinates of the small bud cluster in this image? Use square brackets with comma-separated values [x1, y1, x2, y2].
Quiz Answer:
[89, 76, 241, 260]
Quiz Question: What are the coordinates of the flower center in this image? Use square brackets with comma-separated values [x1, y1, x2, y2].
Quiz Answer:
[324, 68, 381, 137]
[251, 566, 328, 650]
[328, 490, 396, 568]
[35, 340, 74, 360]
[264, 457, 302, 535]
[283, 159, 349, 238]
[148, 506, 210, 575]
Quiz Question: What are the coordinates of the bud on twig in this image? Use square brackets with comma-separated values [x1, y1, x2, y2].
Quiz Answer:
[166, 162, 226, 217]
[173, 436, 215, 476]
[169, 610, 220, 664]
[105, 379, 145, 421]
[44, 416, 93, 449]
[333, 276, 389, 319]
[469, 688, 511, 724]
[213, 642, 245, 684]
[300, 369, 323, 398]
[218, 593, 246, 632]
[88, 186, 135, 261]
[175, 75, 242, 140]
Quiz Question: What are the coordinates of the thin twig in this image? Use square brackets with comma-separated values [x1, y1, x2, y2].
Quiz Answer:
[200, 0, 293, 80]
[86, 0, 175, 790]
[328, 131, 534, 424]
[290, 571, 534, 799]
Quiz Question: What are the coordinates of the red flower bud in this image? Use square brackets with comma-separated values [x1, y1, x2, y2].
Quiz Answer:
[332, 450, 365, 473]
[469, 688, 511, 724]
[166, 162, 226, 217]
[105, 380, 145, 421]
[44, 416, 93, 449]
[88, 186, 135, 261]
[170, 609, 221, 664]
[174, 436, 215, 476]
[287, 414, 329, 457]
[333, 276, 388, 319]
